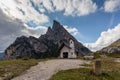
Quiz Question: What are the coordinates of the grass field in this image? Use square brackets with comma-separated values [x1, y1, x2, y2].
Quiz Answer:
[106, 53, 120, 58]
[0, 59, 48, 80]
[0, 57, 119, 80]
[50, 58, 120, 80]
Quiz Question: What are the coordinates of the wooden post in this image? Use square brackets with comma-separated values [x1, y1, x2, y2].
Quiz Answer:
[94, 60, 101, 75]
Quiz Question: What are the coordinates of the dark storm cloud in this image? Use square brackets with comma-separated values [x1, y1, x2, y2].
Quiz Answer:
[0, 9, 47, 51]
[0, 9, 25, 51]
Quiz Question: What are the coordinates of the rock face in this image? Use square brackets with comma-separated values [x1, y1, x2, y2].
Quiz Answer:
[4, 20, 91, 59]
[99, 39, 120, 54]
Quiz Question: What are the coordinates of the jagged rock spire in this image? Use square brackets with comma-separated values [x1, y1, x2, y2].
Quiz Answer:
[46, 27, 52, 35]
[52, 20, 61, 31]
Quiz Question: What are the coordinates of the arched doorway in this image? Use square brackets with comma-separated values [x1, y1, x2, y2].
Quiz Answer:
[63, 52, 68, 58]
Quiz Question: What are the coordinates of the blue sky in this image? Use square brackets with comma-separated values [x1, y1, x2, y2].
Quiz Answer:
[42, 0, 120, 43]
[0, 0, 120, 51]
[26, 0, 120, 43]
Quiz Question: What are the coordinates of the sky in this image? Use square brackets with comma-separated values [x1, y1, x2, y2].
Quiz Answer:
[0, 0, 120, 52]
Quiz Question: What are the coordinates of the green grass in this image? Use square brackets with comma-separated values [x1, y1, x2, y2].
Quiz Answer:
[93, 52, 101, 59]
[81, 63, 92, 67]
[93, 51, 120, 58]
[76, 56, 84, 59]
[0, 59, 48, 80]
[50, 68, 120, 80]
[50, 58, 120, 80]
[106, 53, 120, 58]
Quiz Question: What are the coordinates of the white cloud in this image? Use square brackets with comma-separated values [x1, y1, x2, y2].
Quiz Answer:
[22, 24, 48, 38]
[104, 0, 120, 12]
[23, 25, 79, 38]
[54, 0, 97, 16]
[28, 0, 97, 16]
[0, 0, 97, 30]
[64, 25, 79, 36]
[41, 0, 54, 12]
[85, 23, 120, 51]
[52, 0, 67, 11]
[0, 0, 49, 24]
[64, 0, 97, 16]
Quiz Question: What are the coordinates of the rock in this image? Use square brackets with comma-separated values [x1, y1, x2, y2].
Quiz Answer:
[4, 20, 91, 59]
[4, 36, 36, 59]
[39, 20, 91, 55]
[101, 46, 120, 54]
[84, 56, 94, 60]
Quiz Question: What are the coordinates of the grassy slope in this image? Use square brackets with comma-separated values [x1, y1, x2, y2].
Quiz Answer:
[93, 39, 120, 59]
[50, 58, 120, 80]
[0, 59, 47, 80]
[109, 39, 120, 47]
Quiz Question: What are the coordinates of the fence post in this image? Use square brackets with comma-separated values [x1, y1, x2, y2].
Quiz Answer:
[94, 60, 101, 75]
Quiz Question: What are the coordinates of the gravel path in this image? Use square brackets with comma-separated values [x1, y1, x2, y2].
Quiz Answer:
[12, 59, 90, 80]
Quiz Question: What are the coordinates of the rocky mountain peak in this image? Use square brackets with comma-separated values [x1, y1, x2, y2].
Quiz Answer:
[46, 27, 52, 35]
[14, 36, 29, 44]
[4, 20, 91, 59]
[52, 20, 62, 31]
[16, 36, 28, 40]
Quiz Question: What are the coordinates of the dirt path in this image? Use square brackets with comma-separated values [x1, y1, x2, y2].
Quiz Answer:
[12, 59, 90, 80]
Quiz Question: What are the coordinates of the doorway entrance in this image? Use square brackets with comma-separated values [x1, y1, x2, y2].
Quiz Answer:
[63, 52, 68, 58]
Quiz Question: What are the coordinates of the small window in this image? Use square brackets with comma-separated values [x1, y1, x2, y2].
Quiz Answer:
[71, 52, 73, 55]
[71, 41, 72, 44]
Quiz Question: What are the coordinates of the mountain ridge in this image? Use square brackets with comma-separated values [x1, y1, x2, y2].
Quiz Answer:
[4, 20, 91, 59]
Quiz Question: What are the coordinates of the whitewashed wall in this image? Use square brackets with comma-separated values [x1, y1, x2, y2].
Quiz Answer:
[60, 46, 77, 58]
[60, 46, 70, 58]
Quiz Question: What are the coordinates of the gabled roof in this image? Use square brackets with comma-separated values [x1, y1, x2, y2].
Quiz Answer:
[59, 43, 71, 51]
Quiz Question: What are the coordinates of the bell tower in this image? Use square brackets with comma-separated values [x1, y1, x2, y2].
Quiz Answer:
[69, 39, 74, 49]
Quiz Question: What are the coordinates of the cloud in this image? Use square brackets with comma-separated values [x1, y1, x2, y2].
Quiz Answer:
[0, 9, 24, 51]
[64, 25, 79, 36]
[104, 0, 120, 12]
[22, 24, 48, 38]
[0, 9, 48, 51]
[36, 0, 97, 16]
[63, 0, 97, 16]
[0, 0, 49, 24]
[85, 23, 120, 51]
[0, 0, 97, 24]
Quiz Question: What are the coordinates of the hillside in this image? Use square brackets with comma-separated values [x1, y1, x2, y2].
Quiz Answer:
[98, 39, 120, 54]
[108, 39, 120, 47]
[4, 20, 91, 59]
